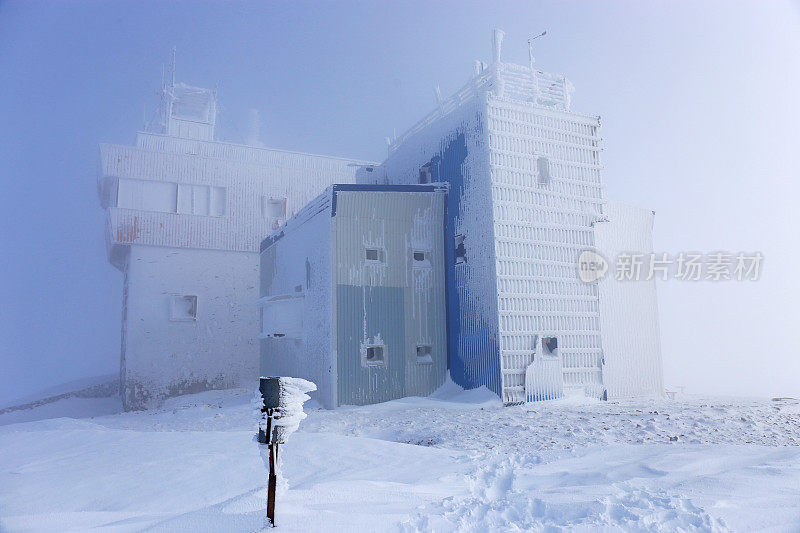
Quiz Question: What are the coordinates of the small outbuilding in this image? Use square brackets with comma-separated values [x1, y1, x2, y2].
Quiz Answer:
[258, 184, 448, 408]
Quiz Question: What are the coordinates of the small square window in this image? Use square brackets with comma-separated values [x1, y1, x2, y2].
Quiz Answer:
[454, 234, 466, 264]
[416, 345, 433, 364]
[262, 197, 287, 229]
[170, 295, 197, 321]
[362, 345, 386, 366]
[413, 251, 426, 262]
[365, 248, 385, 262]
[419, 163, 432, 184]
[542, 336, 558, 355]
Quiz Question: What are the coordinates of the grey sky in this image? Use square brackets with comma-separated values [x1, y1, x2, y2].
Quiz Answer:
[1, 1, 798, 404]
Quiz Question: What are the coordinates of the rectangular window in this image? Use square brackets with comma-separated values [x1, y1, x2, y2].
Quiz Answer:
[117, 178, 178, 214]
[537, 156, 551, 185]
[362, 344, 386, 367]
[169, 294, 198, 321]
[454, 234, 466, 264]
[365, 248, 385, 263]
[413, 251, 427, 262]
[419, 163, 432, 184]
[262, 197, 287, 229]
[262, 197, 286, 219]
[416, 345, 433, 364]
[177, 184, 226, 216]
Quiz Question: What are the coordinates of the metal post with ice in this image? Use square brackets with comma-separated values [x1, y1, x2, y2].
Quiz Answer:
[256, 376, 316, 527]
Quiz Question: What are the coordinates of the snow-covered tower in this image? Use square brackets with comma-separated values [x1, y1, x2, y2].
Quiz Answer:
[98, 63, 376, 409]
[378, 29, 663, 403]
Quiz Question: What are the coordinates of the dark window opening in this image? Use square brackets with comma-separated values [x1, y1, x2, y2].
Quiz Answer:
[365, 248, 385, 262]
[543, 336, 558, 355]
[363, 345, 386, 366]
[416, 345, 433, 364]
[413, 251, 426, 262]
[537, 156, 551, 185]
[419, 163, 432, 184]
[454, 234, 466, 264]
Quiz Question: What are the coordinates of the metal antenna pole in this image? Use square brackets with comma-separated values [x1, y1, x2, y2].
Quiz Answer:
[170, 46, 176, 89]
[528, 31, 547, 69]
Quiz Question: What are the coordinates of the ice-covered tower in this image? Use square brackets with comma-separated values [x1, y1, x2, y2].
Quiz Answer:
[379, 29, 663, 403]
[97, 59, 375, 409]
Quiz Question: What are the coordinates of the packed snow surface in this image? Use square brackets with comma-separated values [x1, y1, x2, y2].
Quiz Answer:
[1, 382, 799, 532]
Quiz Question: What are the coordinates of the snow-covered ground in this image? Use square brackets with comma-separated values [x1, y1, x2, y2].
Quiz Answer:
[1, 383, 799, 532]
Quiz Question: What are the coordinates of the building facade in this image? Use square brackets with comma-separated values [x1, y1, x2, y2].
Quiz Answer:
[98, 78, 374, 409]
[371, 30, 663, 403]
[258, 185, 448, 408]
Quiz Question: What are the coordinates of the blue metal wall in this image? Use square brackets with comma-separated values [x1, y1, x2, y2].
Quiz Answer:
[427, 132, 502, 396]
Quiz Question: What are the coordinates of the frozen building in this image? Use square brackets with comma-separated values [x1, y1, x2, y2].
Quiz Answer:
[98, 70, 374, 409]
[365, 30, 664, 404]
[258, 185, 448, 408]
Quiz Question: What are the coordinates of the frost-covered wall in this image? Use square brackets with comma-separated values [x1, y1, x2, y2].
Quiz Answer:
[99, 133, 374, 266]
[98, 80, 376, 409]
[383, 96, 503, 399]
[259, 186, 447, 408]
[487, 96, 606, 403]
[384, 59, 607, 403]
[595, 201, 664, 398]
[259, 194, 335, 407]
[122, 245, 259, 409]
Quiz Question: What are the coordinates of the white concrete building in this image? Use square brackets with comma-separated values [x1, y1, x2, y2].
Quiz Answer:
[98, 74, 374, 409]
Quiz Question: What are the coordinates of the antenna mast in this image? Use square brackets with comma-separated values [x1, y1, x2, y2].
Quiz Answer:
[527, 31, 547, 70]
[170, 46, 176, 89]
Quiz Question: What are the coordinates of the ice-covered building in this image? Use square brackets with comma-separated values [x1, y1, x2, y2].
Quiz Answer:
[365, 30, 663, 404]
[98, 70, 374, 409]
[258, 185, 448, 408]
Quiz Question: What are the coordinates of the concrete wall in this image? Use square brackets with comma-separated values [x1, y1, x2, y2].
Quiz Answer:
[122, 245, 259, 409]
[595, 201, 664, 398]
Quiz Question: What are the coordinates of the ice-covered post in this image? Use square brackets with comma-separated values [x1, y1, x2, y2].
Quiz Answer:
[257, 376, 316, 527]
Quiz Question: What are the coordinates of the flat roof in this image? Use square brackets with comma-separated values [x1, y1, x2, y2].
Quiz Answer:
[260, 183, 448, 252]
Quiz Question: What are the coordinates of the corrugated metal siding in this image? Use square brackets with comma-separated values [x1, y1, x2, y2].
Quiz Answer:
[336, 285, 406, 405]
[382, 101, 504, 399]
[99, 140, 372, 254]
[595, 201, 664, 398]
[332, 190, 448, 404]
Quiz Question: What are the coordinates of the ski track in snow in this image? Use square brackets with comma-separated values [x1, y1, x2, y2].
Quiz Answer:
[1, 384, 799, 532]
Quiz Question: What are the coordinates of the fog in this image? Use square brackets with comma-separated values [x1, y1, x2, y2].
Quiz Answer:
[1, 0, 798, 405]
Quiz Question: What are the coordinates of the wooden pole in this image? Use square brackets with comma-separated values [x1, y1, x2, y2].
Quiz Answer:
[267, 443, 277, 526]
[265, 407, 276, 527]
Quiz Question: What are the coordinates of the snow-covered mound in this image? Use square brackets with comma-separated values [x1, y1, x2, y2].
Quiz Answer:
[1, 386, 799, 532]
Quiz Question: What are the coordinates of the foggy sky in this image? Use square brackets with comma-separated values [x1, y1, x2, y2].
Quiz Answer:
[1, 0, 799, 405]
